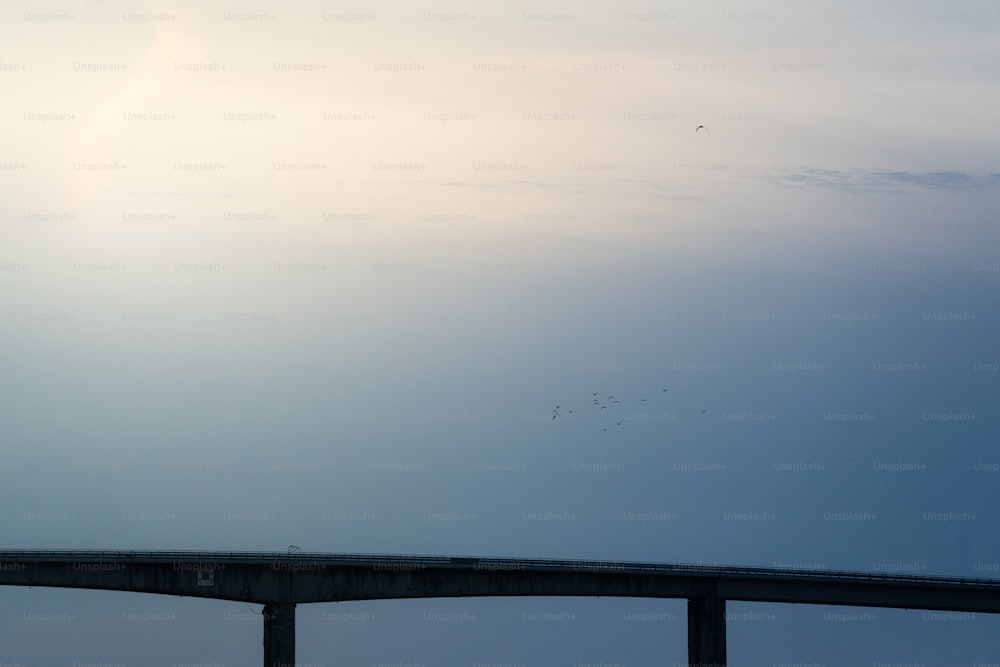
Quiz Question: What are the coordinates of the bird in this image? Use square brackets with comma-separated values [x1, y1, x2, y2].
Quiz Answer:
[288, 545, 301, 553]
[616, 421, 622, 426]
[701, 409, 708, 414]
[695, 125, 706, 132]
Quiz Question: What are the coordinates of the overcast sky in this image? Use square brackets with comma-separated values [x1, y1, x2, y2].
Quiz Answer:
[1, 0, 999, 665]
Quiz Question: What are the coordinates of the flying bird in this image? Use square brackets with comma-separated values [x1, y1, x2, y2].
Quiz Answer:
[695, 125, 706, 132]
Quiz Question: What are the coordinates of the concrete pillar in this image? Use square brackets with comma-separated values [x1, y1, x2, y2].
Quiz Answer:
[687, 595, 726, 667]
[263, 602, 296, 667]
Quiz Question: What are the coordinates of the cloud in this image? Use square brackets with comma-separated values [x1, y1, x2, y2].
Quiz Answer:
[409, 179, 585, 194]
[764, 167, 1000, 193]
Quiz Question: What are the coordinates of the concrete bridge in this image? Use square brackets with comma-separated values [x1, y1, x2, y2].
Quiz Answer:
[2, 550, 999, 666]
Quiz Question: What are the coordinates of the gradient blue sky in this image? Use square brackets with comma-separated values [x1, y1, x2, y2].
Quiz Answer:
[2, 0, 999, 665]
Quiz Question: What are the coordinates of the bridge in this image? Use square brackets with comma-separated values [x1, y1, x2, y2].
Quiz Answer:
[2, 550, 999, 666]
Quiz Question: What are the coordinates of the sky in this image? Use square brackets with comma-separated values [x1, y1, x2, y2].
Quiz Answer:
[1, 0, 999, 664]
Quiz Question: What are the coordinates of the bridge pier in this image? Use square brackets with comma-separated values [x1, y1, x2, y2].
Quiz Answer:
[687, 594, 726, 667]
[263, 602, 296, 667]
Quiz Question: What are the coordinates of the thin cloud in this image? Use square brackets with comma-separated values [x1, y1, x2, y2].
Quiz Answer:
[765, 167, 1000, 193]
[422, 179, 582, 192]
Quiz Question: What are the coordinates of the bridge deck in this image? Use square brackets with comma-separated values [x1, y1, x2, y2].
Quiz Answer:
[1, 549, 998, 589]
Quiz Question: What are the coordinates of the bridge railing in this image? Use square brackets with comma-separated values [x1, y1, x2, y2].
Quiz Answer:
[1, 550, 998, 588]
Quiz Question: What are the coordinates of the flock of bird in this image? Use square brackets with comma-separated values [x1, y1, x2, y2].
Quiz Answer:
[550, 389, 707, 433]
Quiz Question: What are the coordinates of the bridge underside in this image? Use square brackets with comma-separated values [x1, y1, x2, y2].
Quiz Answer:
[256, 595, 729, 667]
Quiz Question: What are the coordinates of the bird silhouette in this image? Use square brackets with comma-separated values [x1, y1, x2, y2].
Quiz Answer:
[695, 125, 706, 132]
[543, 385, 709, 435]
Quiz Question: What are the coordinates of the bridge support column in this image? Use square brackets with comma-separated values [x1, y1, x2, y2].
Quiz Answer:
[263, 602, 296, 667]
[687, 594, 726, 667]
